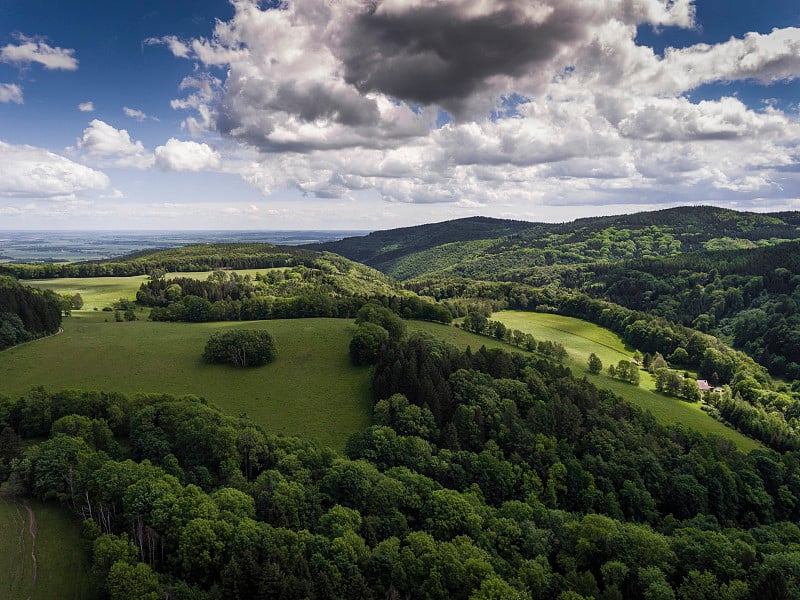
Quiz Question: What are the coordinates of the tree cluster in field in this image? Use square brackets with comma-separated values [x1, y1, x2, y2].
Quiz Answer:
[203, 330, 276, 368]
[136, 266, 451, 325]
[349, 302, 406, 365]
[459, 309, 567, 363]
[57, 292, 84, 316]
[654, 368, 702, 402]
[0, 276, 62, 350]
[608, 360, 640, 385]
[3, 335, 800, 599]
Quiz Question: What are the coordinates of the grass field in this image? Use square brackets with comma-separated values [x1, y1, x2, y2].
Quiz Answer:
[493, 311, 762, 453]
[23, 264, 384, 314]
[23, 276, 148, 310]
[0, 495, 92, 600]
[22, 269, 274, 310]
[0, 312, 371, 451]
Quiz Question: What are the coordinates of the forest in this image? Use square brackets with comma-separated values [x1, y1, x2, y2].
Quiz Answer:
[0, 276, 62, 350]
[3, 334, 800, 599]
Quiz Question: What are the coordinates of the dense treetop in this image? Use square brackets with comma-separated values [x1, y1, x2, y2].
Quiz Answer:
[0, 275, 62, 350]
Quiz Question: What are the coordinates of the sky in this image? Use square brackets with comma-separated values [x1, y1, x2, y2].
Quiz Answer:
[1, 0, 799, 230]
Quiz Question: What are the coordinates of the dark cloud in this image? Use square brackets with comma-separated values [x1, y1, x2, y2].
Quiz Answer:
[340, 2, 584, 116]
[272, 82, 380, 127]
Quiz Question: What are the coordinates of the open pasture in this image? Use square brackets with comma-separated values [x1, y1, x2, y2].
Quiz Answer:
[0, 313, 372, 451]
[22, 269, 274, 310]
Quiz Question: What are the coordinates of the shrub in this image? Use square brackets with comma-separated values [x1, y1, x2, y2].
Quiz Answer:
[350, 322, 390, 365]
[203, 329, 276, 367]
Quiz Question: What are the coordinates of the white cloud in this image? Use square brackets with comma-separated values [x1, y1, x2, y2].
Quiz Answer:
[0, 140, 108, 198]
[618, 96, 790, 142]
[75, 119, 154, 169]
[155, 138, 221, 172]
[144, 35, 191, 59]
[78, 101, 94, 112]
[0, 34, 78, 70]
[123, 106, 158, 121]
[0, 83, 23, 104]
[100, 189, 125, 199]
[151, 0, 800, 214]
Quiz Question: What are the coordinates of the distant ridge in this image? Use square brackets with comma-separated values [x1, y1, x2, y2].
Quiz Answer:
[309, 206, 800, 280]
[306, 216, 532, 270]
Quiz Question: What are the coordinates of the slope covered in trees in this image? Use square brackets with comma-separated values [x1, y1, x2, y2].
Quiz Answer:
[0, 276, 62, 350]
[575, 241, 800, 378]
[3, 336, 800, 599]
[307, 216, 533, 275]
[135, 259, 450, 324]
[312, 207, 800, 379]
[311, 206, 800, 281]
[1, 243, 355, 280]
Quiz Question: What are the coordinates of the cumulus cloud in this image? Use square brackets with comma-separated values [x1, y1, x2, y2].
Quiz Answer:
[154, 139, 221, 171]
[123, 106, 157, 121]
[157, 0, 800, 211]
[0, 140, 108, 198]
[0, 83, 23, 104]
[0, 34, 78, 70]
[75, 119, 154, 168]
[78, 101, 94, 112]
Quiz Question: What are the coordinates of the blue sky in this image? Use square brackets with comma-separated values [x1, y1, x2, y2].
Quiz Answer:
[1, 0, 799, 229]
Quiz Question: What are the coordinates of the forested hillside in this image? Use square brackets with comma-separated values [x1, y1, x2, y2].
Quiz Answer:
[313, 207, 800, 378]
[1, 243, 332, 279]
[307, 216, 533, 275]
[312, 206, 800, 281]
[579, 241, 800, 378]
[0, 276, 62, 350]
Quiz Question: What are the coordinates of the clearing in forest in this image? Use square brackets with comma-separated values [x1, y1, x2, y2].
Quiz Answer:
[492, 311, 762, 453]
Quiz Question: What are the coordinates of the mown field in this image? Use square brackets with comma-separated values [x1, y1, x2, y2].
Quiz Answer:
[24, 275, 148, 310]
[493, 310, 762, 452]
[0, 312, 371, 451]
[22, 270, 274, 311]
[0, 495, 91, 600]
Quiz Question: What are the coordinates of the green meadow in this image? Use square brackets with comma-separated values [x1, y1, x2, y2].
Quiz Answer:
[0, 312, 371, 451]
[493, 310, 761, 452]
[24, 275, 148, 310]
[0, 496, 91, 600]
[22, 270, 273, 311]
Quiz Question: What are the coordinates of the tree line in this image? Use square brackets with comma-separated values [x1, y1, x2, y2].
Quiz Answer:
[0, 276, 62, 350]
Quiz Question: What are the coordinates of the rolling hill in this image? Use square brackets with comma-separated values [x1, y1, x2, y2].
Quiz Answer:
[310, 206, 800, 281]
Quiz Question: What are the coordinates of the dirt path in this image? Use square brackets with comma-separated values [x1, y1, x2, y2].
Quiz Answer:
[0, 326, 63, 354]
[22, 500, 38, 600]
